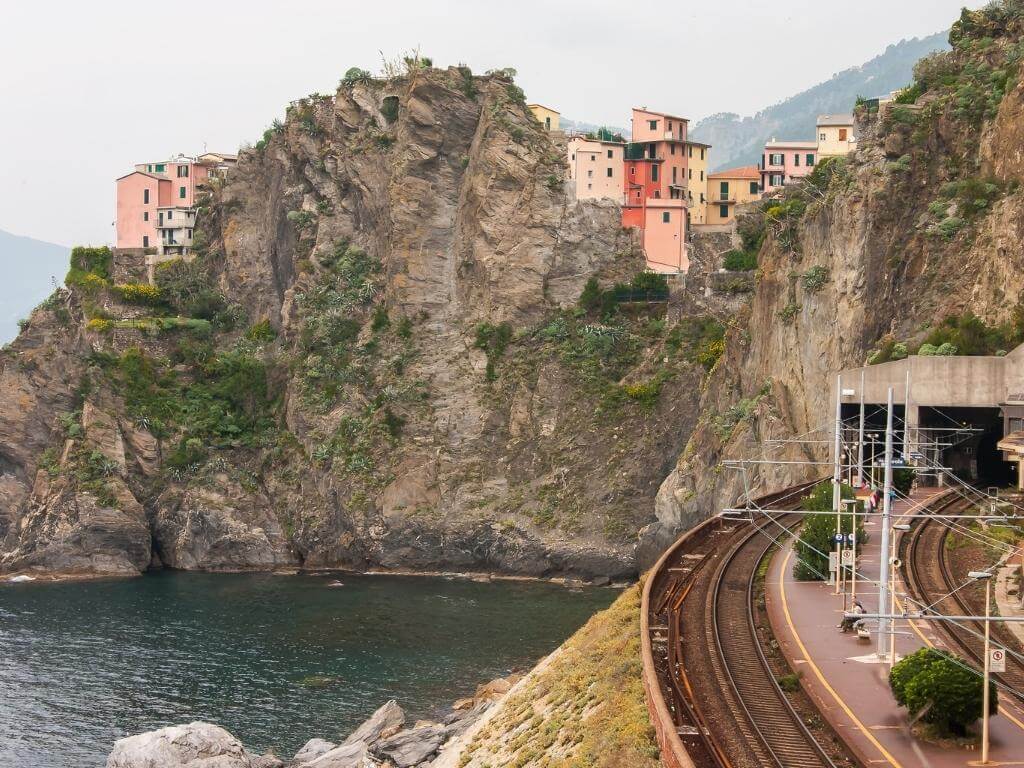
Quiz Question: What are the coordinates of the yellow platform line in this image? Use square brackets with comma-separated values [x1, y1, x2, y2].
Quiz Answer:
[779, 548, 903, 768]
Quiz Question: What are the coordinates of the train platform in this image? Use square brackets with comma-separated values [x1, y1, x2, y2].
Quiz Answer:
[765, 487, 1024, 767]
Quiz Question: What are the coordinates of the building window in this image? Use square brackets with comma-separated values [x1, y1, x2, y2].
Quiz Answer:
[590, 155, 595, 161]
[749, 181, 759, 194]
[700, 193, 705, 203]
[651, 165, 659, 182]
[143, 189, 149, 204]
[820, 133, 826, 141]
[700, 171, 704, 181]
[545, 117, 551, 130]
[606, 167, 613, 177]
[587, 169, 593, 178]
[807, 154, 815, 166]
[794, 154, 800, 167]
[607, 149, 613, 158]
[720, 181, 729, 197]
[688, 168, 692, 180]
[143, 235, 149, 247]
[670, 144, 676, 155]
[654, 191, 660, 199]
[701, 148, 705, 160]
[648, 119, 657, 130]
[571, 154, 575, 161]
[673, 167, 678, 183]
[839, 128, 847, 141]
[667, 120, 672, 130]
[688, 145, 693, 158]
[177, 165, 189, 178]
[155, 164, 165, 173]
[630, 167, 635, 176]
[187, 229, 193, 238]
[143, 212, 148, 222]
[179, 186, 186, 199]
[719, 205, 729, 218]
[587, 183, 592, 190]
[662, 211, 670, 223]
[167, 210, 173, 220]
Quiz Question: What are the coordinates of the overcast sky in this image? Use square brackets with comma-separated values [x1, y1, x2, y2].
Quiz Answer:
[1, 0, 986, 247]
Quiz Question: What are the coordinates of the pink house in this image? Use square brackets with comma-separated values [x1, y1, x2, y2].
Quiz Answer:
[115, 154, 234, 253]
[760, 140, 817, 193]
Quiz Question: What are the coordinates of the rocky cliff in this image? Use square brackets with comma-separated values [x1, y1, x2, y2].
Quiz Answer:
[647, 1, 1024, 556]
[1, 64, 725, 579]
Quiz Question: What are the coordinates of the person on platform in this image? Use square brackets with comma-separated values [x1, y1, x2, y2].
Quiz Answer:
[839, 600, 865, 632]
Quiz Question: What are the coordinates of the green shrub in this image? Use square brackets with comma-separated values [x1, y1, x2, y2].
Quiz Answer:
[371, 304, 390, 332]
[779, 303, 800, 323]
[922, 312, 1013, 356]
[793, 482, 865, 581]
[245, 319, 277, 342]
[113, 283, 165, 307]
[801, 266, 830, 293]
[154, 259, 227, 320]
[778, 673, 801, 692]
[341, 67, 371, 85]
[723, 250, 757, 271]
[890, 647, 996, 736]
[287, 210, 316, 230]
[893, 83, 924, 104]
[457, 66, 477, 99]
[475, 322, 514, 381]
[67, 246, 112, 285]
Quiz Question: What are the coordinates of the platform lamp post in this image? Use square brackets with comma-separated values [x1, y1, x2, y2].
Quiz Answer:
[970, 570, 994, 765]
[889, 522, 912, 669]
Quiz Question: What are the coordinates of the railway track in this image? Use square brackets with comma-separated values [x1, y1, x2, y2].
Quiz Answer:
[646, 481, 849, 768]
[901, 491, 1024, 706]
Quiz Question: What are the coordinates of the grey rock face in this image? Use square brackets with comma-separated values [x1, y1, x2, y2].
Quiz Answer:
[370, 725, 446, 768]
[293, 738, 337, 764]
[106, 721, 253, 768]
[300, 742, 368, 768]
[342, 699, 406, 746]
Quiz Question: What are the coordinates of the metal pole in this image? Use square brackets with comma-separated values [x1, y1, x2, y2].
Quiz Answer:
[851, 526, 857, 601]
[982, 577, 992, 765]
[858, 370, 865, 488]
[903, 369, 911, 458]
[877, 387, 894, 660]
[834, 375, 843, 593]
[889, 533, 898, 670]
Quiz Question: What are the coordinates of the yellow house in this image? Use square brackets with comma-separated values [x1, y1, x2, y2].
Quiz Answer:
[706, 166, 762, 225]
[817, 114, 856, 158]
[684, 141, 710, 224]
[528, 104, 560, 132]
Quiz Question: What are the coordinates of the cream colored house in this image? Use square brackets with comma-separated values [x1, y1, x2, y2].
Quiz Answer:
[528, 104, 560, 132]
[817, 114, 856, 158]
[568, 136, 624, 200]
[706, 166, 762, 225]
[685, 141, 710, 224]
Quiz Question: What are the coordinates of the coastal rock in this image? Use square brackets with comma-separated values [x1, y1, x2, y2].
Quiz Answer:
[342, 699, 406, 746]
[300, 742, 368, 768]
[293, 738, 336, 763]
[106, 721, 253, 768]
[370, 725, 445, 768]
[249, 754, 284, 768]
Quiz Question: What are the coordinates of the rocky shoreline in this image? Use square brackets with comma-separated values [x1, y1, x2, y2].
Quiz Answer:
[106, 674, 522, 768]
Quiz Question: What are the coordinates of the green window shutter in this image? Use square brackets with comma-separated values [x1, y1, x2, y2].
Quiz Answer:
[179, 186, 187, 199]
[662, 211, 670, 223]
[719, 205, 729, 218]
[720, 181, 729, 196]
[155, 164, 165, 173]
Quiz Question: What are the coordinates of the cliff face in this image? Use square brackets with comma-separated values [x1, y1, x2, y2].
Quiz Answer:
[1, 66, 717, 579]
[647, 3, 1024, 555]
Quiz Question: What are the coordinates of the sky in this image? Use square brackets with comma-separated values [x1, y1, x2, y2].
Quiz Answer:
[0, 0, 988, 247]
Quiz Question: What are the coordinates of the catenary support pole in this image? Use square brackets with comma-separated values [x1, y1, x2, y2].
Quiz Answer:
[833, 375, 843, 593]
[877, 387, 894, 660]
[983, 577, 992, 765]
[858, 370, 865, 488]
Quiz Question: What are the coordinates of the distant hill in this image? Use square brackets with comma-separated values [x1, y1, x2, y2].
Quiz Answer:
[691, 31, 950, 172]
[0, 230, 70, 344]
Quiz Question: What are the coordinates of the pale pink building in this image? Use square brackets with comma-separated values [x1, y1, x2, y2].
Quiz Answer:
[567, 136, 625, 200]
[760, 140, 817, 193]
[115, 154, 235, 254]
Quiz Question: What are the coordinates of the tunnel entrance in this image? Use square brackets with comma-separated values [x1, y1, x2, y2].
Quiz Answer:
[918, 406, 1011, 486]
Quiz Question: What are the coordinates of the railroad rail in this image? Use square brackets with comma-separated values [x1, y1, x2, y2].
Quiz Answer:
[642, 481, 848, 768]
[901, 490, 1024, 705]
